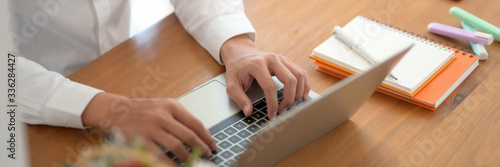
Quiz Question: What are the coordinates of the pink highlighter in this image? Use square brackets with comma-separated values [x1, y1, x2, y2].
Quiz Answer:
[428, 22, 493, 45]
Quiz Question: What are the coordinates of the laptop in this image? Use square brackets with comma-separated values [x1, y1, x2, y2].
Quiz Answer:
[171, 44, 412, 167]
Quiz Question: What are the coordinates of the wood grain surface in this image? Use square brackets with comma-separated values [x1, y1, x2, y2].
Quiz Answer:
[28, 0, 500, 166]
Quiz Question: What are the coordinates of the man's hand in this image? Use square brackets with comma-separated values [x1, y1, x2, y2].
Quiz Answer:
[221, 34, 310, 120]
[82, 93, 217, 166]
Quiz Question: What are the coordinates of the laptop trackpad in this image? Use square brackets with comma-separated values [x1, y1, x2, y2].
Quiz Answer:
[177, 80, 240, 129]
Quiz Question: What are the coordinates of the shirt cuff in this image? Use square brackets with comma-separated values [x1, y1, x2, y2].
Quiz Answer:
[44, 79, 104, 129]
[202, 12, 256, 65]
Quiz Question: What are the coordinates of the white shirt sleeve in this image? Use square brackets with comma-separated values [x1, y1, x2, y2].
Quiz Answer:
[13, 0, 255, 129]
[9, 0, 123, 129]
[171, 0, 256, 65]
[19, 57, 103, 129]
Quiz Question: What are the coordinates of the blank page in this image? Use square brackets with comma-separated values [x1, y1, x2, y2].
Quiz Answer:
[313, 16, 454, 94]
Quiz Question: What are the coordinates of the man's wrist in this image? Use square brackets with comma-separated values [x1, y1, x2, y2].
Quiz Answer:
[220, 34, 259, 64]
[81, 93, 129, 129]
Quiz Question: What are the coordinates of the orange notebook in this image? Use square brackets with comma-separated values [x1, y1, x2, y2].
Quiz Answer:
[314, 49, 478, 110]
[312, 16, 456, 97]
[310, 54, 456, 98]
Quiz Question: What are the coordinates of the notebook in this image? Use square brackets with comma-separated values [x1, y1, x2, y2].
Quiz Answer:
[312, 16, 479, 110]
[311, 16, 455, 97]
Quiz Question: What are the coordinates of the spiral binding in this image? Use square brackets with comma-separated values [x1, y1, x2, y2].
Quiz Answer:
[363, 16, 476, 58]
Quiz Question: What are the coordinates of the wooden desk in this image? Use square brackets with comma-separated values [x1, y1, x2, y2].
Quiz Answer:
[29, 0, 500, 166]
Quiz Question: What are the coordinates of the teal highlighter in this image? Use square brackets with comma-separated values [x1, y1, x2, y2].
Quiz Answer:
[461, 21, 488, 60]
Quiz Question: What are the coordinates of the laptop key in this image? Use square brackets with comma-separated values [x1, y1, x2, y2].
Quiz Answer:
[247, 125, 260, 133]
[236, 129, 251, 138]
[260, 106, 267, 113]
[166, 151, 176, 158]
[214, 132, 228, 141]
[225, 159, 236, 167]
[255, 119, 268, 127]
[228, 135, 242, 144]
[242, 117, 256, 125]
[223, 127, 237, 135]
[219, 141, 232, 149]
[230, 145, 244, 153]
[263, 114, 270, 121]
[233, 122, 246, 130]
[251, 111, 266, 119]
[215, 147, 223, 154]
[277, 90, 284, 98]
[239, 139, 251, 147]
[172, 157, 183, 165]
[253, 100, 266, 110]
[211, 157, 224, 164]
[220, 151, 234, 159]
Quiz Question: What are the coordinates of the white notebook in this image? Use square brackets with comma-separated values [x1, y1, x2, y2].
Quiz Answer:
[313, 16, 454, 95]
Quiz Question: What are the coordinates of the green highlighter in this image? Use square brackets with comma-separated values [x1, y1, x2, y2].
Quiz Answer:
[450, 6, 500, 41]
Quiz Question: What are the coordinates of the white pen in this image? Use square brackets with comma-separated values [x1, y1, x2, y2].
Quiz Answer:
[333, 26, 399, 81]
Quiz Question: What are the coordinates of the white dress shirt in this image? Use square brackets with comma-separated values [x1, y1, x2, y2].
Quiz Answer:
[9, 0, 256, 129]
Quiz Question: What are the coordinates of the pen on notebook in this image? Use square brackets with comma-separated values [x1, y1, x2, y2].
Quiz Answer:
[333, 26, 398, 81]
[461, 21, 488, 60]
[450, 6, 500, 41]
[428, 22, 493, 45]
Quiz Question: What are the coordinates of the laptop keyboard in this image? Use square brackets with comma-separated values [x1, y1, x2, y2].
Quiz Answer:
[166, 88, 307, 166]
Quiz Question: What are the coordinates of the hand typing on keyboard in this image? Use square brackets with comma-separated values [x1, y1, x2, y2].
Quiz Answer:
[83, 94, 217, 166]
[221, 35, 311, 120]
[203, 89, 309, 166]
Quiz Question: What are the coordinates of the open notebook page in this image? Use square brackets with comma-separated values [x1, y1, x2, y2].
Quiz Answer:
[313, 16, 454, 94]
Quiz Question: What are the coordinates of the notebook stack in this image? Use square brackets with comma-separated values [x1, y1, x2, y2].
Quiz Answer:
[310, 16, 479, 110]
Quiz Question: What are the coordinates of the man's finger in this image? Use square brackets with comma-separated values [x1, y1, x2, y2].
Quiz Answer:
[268, 56, 297, 113]
[153, 130, 191, 162]
[278, 56, 311, 101]
[281, 57, 308, 102]
[166, 100, 217, 152]
[226, 78, 254, 117]
[162, 115, 212, 158]
[143, 139, 178, 166]
[249, 60, 279, 119]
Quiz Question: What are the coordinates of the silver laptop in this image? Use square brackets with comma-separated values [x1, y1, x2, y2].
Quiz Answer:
[173, 44, 412, 167]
